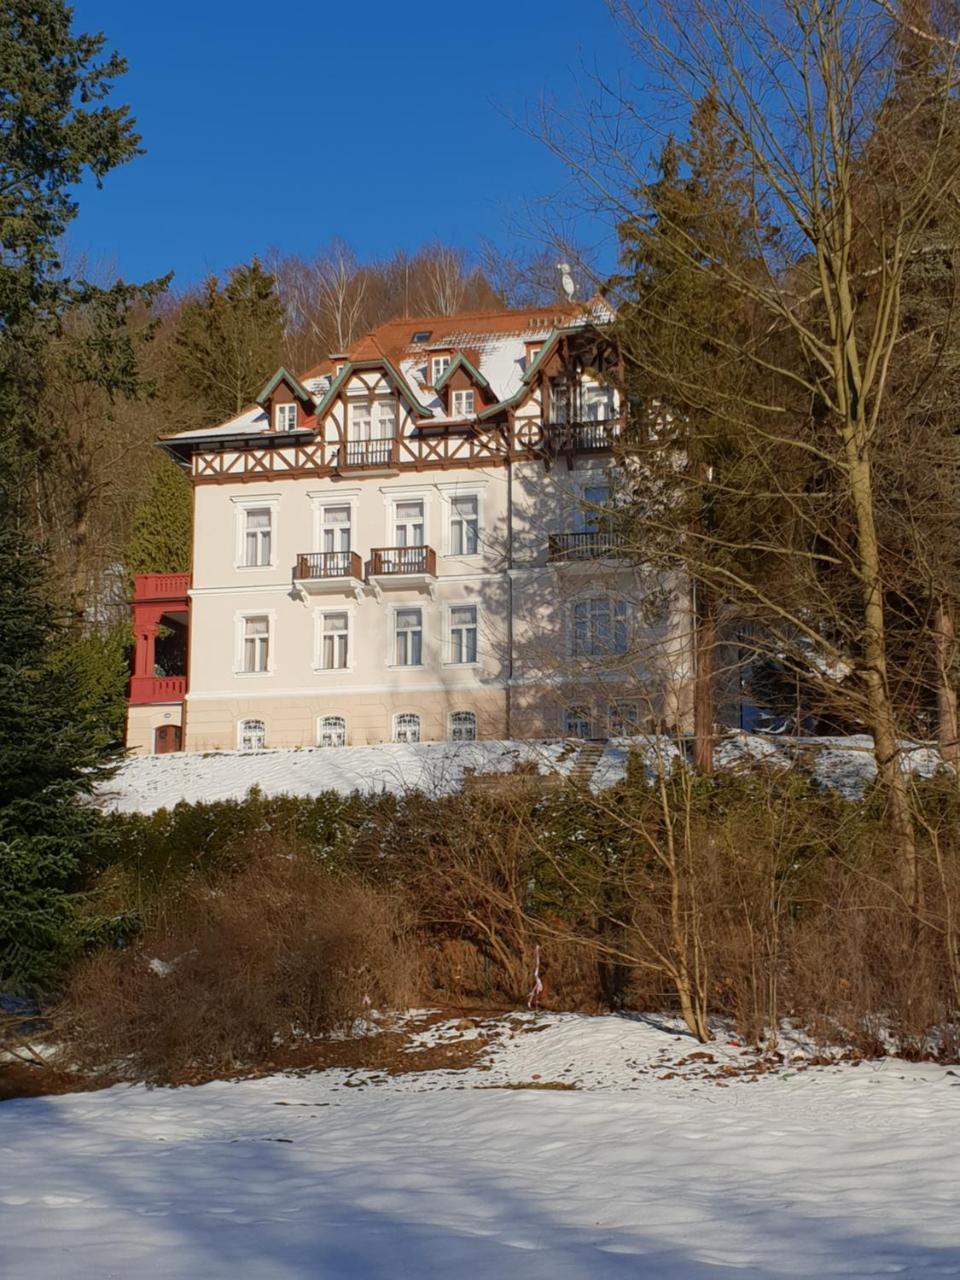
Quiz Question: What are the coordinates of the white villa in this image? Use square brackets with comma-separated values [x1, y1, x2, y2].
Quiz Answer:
[126, 300, 692, 755]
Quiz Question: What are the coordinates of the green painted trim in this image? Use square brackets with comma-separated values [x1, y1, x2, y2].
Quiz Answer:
[255, 366, 314, 406]
[313, 358, 434, 421]
[434, 352, 492, 394]
[477, 330, 562, 420]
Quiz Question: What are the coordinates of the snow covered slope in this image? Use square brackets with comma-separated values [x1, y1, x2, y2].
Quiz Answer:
[2, 1012, 958, 1278]
[100, 733, 945, 815]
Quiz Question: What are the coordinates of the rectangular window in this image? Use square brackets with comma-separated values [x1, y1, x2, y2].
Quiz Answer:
[375, 399, 397, 438]
[431, 354, 452, 384]
[319, 611, 349, 670]
[449, 495, 479, 555]
[394, 499, 425, 547]
[565, 706, 595, 739]
[573, 598, 628, 658]
[550, 378, 570, 424]
[349, 401, 372, 440]
[452, 389, 475, 417]
[448, 605, 478, 665]
[608, 702, 642, 737]
[583, 382, 616, 422]
[394, 607, 423, 667]
[241, 615, 270, 673]
[274, 402, 297, 431]
[320, 505, 351, 562]
[243, 507, 272, 567]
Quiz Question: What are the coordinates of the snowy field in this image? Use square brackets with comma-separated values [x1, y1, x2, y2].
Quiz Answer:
[2, 1012, 959, 1278]
[100, 732, 944, 814]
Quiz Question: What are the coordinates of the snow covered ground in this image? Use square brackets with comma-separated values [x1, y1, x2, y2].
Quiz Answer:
[2, 1012, 959, 1278]
[100, 733, 945, 814]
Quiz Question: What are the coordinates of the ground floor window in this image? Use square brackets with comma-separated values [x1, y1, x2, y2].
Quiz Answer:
[238, 718, 266, 751]
[608, 701, 642, 737]
[393, 712, 421, 744]
[448, 710, 477, 742]
[564, 706, 595, 739]
[317, 715, 346, 747]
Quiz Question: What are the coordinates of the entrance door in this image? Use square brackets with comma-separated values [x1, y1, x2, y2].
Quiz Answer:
[154, 724, 182, 754]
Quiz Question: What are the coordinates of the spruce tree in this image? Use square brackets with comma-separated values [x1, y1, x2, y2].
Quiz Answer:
[126, 459, 193, 577]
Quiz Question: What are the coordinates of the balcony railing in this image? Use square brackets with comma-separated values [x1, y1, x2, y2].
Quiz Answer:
[294, 551, 363, 581]
[337, 438, 398, 469]
[548, 531, 624, 562]
[129, 674, 186, 705]
[132, 572, 191, 603]
[545, 419, 623, 452]
[369, 546, 437, 577]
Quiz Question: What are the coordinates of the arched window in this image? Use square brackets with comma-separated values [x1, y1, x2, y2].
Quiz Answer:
[393, 713, 421, 744]
[318, 715, 346, 748]
[448, 710, 477, 742]
[238, 719, 266, 751]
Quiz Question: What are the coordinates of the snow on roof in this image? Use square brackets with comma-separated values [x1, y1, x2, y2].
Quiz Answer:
[163, 404, 268, 441]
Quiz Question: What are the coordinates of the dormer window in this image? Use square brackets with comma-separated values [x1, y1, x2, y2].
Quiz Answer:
[452, 389, 475, 417]
[431, 354, 452, 385]
[274, 402, 297, 431]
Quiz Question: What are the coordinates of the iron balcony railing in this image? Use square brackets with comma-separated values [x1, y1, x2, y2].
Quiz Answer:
[337, 438, 398, 468]
[369, 546, 437, 577]
[548, 531, 624, 562]
[294, 551, 363, 581]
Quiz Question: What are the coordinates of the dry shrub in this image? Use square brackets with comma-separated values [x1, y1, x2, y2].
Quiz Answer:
[64, 848, 421, 1082]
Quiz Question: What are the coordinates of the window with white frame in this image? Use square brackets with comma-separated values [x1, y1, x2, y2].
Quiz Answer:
[394, 607, 423, 666]
[550, 377, 570, 423]
[274, 402, 297, 431]
[578, 483, 610, 535]
[451, 388, 475, 417]
[448, 604, 478, 664]
[349, 400, 372, 440]
[319, 504, 351, 571]
[318, 611, 349, 670]
[572, 597, 628, 658]
[394, 499, 425, 547]
[565, 706, 595, 739]
[238, 719, 266, 751]
[317, 715, 346, 748]
[448, 710, 477, 742]
[583, 382, 616, 422]
[393, 712, 421, 744]
[449, 494, 479, 555]
[431, 354, 452, 384]
[608, 702, 642, 737]
[240, 615, 270, 673]
[242, 507, 273, 567]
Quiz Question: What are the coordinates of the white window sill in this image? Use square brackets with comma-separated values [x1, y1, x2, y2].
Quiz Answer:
[387, 664, 426, 672]
[443, 661, 481, 669]
[313, 666, 354, 675]
[234, 564, 278, 572]
[234, 669, 273, 678]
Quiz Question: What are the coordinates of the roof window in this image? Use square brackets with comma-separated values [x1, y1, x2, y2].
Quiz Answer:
[412, 330, 432, 342]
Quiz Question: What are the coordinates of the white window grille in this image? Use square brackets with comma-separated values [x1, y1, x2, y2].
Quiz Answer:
[318, 715, 346, 748]
[449, 495, 478, 555]
[448, 604, 478, 664]
[320, 505, 351, 554]
[452, 388, 475, 417]
[238, 718, 266, 751]
[431, 354, 451, 384]
[319, 612, 349, 670]
[582, 382, 616, 422]
[394, 608, 423, 666]
[241, 615, 270, 672]
[448, 710, 477, 742]
[350, 401, 372, 440]
[565, 706, 594, 739]
[243, 507, 272, 567]
[394, 500, 425, 547]
[274, 402, 297, 431]
[393, 712, 421, 744]
[572, 597, 628, 657]
[375, 399, 397, 438]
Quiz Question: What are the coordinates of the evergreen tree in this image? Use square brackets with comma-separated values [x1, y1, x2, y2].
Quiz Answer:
[0, 513, 115, 992]
[172, 259, 283, 425]
[126, 458, 192, 577]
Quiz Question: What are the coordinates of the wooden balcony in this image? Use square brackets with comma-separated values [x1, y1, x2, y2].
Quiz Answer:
[129, 674, 186, 706]
[336, 438, 399, 471]
[545, 419, 623, 453]
[132, 572, 191, 603]
[368, 546, 437, 584]
[294, 550, 363, 592]
[548, 531, 625, 563]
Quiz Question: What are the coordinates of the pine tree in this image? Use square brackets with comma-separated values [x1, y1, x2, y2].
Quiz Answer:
[172, 259, 283, 425]
[126, 459, 192, 577]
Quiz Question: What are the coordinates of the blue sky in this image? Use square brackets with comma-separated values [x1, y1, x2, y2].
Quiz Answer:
[69, 0, 633, 290]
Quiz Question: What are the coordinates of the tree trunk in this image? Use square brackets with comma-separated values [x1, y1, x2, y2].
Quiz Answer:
[934, 595, 958, 767]
[693, 582, 716, 773]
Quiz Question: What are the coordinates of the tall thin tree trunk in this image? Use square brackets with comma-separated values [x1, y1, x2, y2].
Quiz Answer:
[934, 595, 958, 766]
[693, 582, 715, 773]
